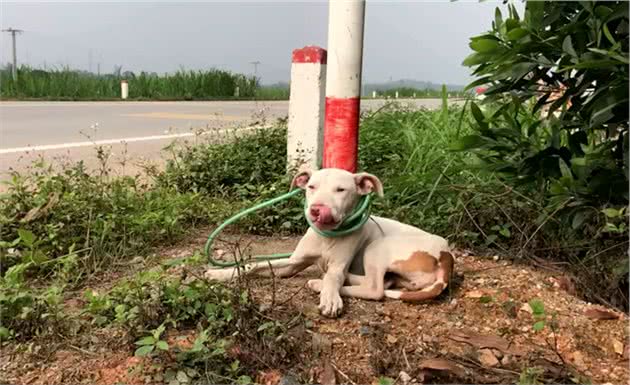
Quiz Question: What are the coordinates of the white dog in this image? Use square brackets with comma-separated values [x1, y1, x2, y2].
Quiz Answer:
[205, 168, 454, 318]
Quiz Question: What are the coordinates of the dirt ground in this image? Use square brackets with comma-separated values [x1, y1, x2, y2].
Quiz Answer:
[2, 230, 629, 385]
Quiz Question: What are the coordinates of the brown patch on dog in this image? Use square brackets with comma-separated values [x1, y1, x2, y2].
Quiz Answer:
[392, 251, 437, 274]
[397, 250, 455, 302]
[399, 282, 446, 302]
[439, 251, 455, 285]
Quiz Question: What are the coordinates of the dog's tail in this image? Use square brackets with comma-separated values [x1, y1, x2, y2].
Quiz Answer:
[384, 250, 455, 302]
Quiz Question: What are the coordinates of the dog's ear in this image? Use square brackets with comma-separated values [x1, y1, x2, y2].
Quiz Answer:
[290, 169, 312, 190]
[354, 172, 384, 197]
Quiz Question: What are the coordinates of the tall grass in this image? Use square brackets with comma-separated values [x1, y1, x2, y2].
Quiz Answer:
[0, 66, 257, 100]
[369, 86, 469, 98]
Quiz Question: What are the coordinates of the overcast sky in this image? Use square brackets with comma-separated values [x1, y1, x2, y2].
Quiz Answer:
[0, 1, 524, 85]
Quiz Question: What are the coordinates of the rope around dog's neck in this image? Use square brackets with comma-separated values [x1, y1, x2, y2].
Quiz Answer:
[205, 190, 373, 267]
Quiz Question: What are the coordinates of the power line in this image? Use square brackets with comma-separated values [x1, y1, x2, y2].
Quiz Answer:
[2, 27, 23, 81]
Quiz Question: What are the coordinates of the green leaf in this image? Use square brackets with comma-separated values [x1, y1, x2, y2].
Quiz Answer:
[506, 27, 529, 41]
[257, 321, 275, 332]
[0, 327, 10, 340]
[602, 208, 622, 218]
[378, 377, 395, 385]
[135, 336, 156, 346]
[533, 321, 545, 331]
[17, 229, 36, 246]
[528, 299, 545, 316]
[470, 39, 502, 53]
[495, 7, 503, 30]
[479, 296, 493, 304]
[156, 340, 169, 351]
[134, 345, 154, 357]
[451, 135, 486, 151]
[470, 102, 488, 129]
[499, 227, 511, 238]
[562, 35, 577, 57]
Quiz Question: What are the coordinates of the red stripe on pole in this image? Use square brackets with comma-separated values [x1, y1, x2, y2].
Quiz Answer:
[323, 97, 360, 172]
[292, 46, 327, 64]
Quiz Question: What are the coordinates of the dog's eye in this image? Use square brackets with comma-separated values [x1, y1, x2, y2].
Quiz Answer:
[307, 185, 315, 190]
[336, 187, 346, 193]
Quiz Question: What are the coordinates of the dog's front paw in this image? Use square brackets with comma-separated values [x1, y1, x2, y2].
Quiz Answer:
[204, 268, 235, 282]
[307, 279, 323, 293]
[319, 289, 343, 318]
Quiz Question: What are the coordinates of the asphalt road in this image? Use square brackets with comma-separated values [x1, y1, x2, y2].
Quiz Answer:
[0, 99, 454, 180]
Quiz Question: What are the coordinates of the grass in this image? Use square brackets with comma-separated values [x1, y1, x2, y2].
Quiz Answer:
[0, 98, 627, 382]
[0, 66, 257, 100]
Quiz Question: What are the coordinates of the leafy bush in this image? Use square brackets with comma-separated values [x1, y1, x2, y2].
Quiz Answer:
[461, 1, 628, 214]
[0, 161, 236, 282]
[460, 0, 628, 308]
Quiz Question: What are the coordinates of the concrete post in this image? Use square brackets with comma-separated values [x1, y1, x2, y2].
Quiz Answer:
[395, 90, 399, 99]
[372, 91, 376, 98]
[121, 80, 129, 100]
[322, 0, 366, 173]
[287, 46, 327, 171]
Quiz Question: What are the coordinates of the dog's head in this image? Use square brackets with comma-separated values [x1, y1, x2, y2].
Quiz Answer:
[290, 168, 384, 231]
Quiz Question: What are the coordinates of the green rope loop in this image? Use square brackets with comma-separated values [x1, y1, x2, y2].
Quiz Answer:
[205, 190, 373, 268]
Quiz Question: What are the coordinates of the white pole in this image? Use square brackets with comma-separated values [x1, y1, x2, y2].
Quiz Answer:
[395, 90, 399, 99]
[372, 90, 376, 98]
[120, 80, 129, 100]
[322, 0, 366, 172]
[287, 46, 327, 171]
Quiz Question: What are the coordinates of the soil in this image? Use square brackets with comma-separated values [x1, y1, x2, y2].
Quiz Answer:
[1, 231, 628, 385]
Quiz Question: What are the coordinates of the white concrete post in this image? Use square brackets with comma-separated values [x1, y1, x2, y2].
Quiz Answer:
[287, 46, 327, 171]
[395, 90, 399, 99]
[322, 0, 366, 172]
[372, 90, 376, 98]
[235, 86, 240, 98]
[120, 80, 128, 100]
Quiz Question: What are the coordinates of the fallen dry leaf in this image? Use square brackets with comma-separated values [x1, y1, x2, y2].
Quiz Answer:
[571, 351, 585, 368]
[556, 276, 577, 295]
[465, 290, 485, 299]
[418, 358, 466, 377]
[256, 370, 282, 385]
[448, 330, 525, 356]
[318, 360, 336, 385]
[584, 307, 619, 320]
[612, 339, 624, 356]
[519, 303, 533, 314]
[386, 334, 398, 344]
[478, 349, 499, 367]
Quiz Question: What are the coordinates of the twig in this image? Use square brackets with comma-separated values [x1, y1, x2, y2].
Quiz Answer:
[520, 198, 572, 256]
[267, 260, 276, 310]
[402, 345, 411, 370]
[68, 344, 98, 356]
[331, 362, 357, 385]
[279, 280, 309, 307]
[460, 197, 508, 253]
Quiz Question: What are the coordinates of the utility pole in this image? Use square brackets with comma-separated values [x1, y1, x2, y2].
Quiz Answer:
[249, 60, 261, 81]
[2, 27, 23, 81]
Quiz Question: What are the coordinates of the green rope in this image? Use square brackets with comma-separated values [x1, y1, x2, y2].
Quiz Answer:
[205, 190, 373, 268]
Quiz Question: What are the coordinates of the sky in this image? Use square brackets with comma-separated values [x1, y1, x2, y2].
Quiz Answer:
[0, 1, 525, 86]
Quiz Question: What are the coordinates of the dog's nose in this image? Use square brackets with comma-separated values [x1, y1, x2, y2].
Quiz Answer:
[310, 206, 321, 217]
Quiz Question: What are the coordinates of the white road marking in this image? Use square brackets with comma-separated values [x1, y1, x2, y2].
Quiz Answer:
[0, 125, 267, 155]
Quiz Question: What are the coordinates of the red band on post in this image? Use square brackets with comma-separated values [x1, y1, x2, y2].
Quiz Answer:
[323, 97, 360, 172]
[292, 46, 327, 64]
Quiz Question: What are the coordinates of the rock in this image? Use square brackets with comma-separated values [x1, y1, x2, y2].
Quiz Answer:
[359, 326, 371, 336]
[500, 355, 512, 366]
[478, 349, 499, 367]
[386, 334, 398, 344]
[279, 375, 300, 385]
[491, 348, 504, 359]
[612, 339, 624, 356]
[312, 333, 332, 357]
[571, 351, 585, 368]
[492, 255, 500, 261]
[399, 371, 411, 385]
[520, 303, 533, 314]
[465, 290, 484, 298]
